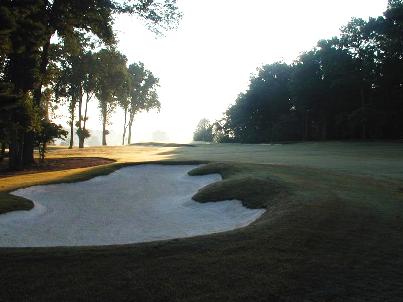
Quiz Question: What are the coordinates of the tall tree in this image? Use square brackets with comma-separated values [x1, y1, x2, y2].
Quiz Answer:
[94, 49, 128, 146]
[193, 118, 213, 142]
[126, 62, 160, 145]
[79, 52, 97, 148]
[0, 2, 46, 169]
[1, 0, 181, 169]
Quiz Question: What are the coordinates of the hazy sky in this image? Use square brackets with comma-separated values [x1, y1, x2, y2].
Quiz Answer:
[60, 0, 388, 144]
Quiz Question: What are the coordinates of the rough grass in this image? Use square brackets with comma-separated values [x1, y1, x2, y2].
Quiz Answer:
[1, 142, 403, 301]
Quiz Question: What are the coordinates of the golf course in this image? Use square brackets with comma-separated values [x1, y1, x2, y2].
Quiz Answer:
[1, 1, 403, 301]
[1, 141, 403, 301]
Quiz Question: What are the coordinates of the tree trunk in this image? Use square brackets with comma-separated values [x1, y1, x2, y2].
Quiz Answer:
[22, 132, 35, 165]
[127, 122, 132, 145]
[102, 105, 107, 146]
[80, 92, 91, 148]
[9, 134, 24, 170]
[23, 38, 52, 165]
[0, 142, 6, 162]
[122, 107, 127, 145]
[128, 120, 134, 145]
[69, 100, 75, 149]
[78, 86, 84, 148]
[127, 112, 134, 145]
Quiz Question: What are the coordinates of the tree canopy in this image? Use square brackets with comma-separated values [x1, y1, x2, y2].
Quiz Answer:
[193, 118, 213, 142]
[212, 1, 403, 143]
[0, 0, 181, 169]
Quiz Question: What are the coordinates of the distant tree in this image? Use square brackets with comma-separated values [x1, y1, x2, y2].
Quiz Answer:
[119, 75, 131, 145]
[125, 62, 160, 145]
[93, 49, 128, 146]
[76, 51, 97, 148]
[222, 63, 292, 143]
[193, 119, 213, 142]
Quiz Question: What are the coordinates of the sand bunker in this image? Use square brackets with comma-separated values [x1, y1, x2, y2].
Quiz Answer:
[0, 165, 264, 247]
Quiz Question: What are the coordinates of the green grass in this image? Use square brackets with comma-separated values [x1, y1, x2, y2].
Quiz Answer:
[162, 141, 403, 180]
[1, 142, 403, 301]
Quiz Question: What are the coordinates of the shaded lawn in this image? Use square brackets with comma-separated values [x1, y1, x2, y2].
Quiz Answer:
[1, 157, 403, 301]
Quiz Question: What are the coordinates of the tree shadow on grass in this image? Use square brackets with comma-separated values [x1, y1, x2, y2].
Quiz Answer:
[0, 157, 116, 177]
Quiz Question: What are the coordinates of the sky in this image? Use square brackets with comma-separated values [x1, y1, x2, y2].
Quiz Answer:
[57, 0, 389, 145]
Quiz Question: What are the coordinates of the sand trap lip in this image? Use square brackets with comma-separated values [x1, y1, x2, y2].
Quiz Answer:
[0, 165, 265, 247]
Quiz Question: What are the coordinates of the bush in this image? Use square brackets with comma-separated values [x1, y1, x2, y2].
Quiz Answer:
[35, 120, 68, 161]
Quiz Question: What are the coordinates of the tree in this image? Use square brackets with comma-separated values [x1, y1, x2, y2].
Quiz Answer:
[0, 1, 47, 169]
[35, 120, 68, 161]
[1, 0, 181, 169]
[94, 49, 128, 146]
[218, 1, 403, 143]
[193, 119, 213, 142]
[125, 62, 160, 144]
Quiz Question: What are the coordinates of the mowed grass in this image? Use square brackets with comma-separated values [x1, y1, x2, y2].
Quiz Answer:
[1, 142, 403, 301]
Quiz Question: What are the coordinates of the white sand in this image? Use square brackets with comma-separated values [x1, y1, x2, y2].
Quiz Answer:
[0, 165, 265, 247]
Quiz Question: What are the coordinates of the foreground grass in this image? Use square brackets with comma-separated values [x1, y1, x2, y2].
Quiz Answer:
[1, 142, 403, 301]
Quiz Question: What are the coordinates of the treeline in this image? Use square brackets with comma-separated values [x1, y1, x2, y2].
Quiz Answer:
[210, 1, 403, 143]
[0, 1, 181, 169]
[56, 46, 160, 149]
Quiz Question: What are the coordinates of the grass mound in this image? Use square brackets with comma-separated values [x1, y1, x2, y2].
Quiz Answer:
[0, 192, 33, 214]
[188, 162, 245, 178]
[189, 163, 286, 209]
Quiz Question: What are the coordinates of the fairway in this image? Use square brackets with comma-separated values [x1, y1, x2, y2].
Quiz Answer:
[1, 142, 403, 301]
[2, 1, 402, 301]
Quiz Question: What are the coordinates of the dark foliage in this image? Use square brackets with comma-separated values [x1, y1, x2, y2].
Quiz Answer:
[193, 118, 214, 142]
[217, 1, 403, 143]
[0, 0, 181, 169]
[35, 120, 68, 161]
